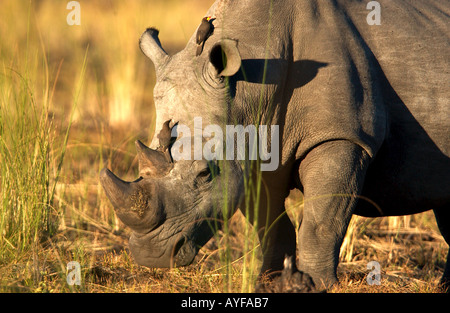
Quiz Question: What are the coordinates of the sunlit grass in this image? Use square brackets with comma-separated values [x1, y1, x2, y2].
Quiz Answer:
[0, 61, 55, 262]
[0, 9, 88, 296]
[0, 6, 56, 263]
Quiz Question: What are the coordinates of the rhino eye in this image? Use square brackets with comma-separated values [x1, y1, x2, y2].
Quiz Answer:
[193, 161, 220, 188]
[194, 168, 212, 188]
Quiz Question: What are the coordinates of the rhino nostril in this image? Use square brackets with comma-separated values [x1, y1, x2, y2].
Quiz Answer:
[172, 235, 199, 267]
[173, 236, 186, 256]
[170, 235, 187, 268]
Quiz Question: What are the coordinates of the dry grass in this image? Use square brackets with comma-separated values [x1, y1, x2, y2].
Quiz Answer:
[285, 191, 447, 293]
[334, 213, 447, 293]
[2, 184, 446, 293]
[0, 0, 447, 293]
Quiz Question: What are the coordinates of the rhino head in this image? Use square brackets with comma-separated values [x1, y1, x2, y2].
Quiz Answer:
[100, 21, 251, 268]
[100, 122, 243, 268]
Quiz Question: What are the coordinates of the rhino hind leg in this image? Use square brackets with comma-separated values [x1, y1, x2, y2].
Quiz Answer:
[296, 140, 371, 288]
[433, 208, 450, 292]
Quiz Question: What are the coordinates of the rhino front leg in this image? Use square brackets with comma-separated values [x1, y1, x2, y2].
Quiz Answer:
[296, 140, 371, 288]
[259, 208, 297, 274]
[244, 167, 297, 276]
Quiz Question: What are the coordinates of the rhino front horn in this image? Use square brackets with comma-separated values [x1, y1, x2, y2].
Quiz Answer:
[100, 168, 164, 233]
[135, 140, 173, 177]
[100, 168, 133, 210]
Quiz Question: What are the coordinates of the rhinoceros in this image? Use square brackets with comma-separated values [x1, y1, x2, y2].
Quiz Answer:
[100, 0, 450, 290]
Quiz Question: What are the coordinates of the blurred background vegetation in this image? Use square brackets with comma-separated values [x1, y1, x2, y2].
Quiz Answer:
[0, 0, 213, 178]
[0, 0, 223, 292]
[0, 0, 447, 293]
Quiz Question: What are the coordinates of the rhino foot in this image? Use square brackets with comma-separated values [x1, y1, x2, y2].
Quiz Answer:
[255, 256, 318, 293]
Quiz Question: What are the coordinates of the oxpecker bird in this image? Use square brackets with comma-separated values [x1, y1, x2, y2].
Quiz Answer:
[157, 120, 176, 162]
[196, 16, 214, 56]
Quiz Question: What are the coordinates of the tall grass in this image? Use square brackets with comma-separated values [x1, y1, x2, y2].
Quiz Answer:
[0, 54, 55, 263]
[0, 6, 87, 265]
[0, 65, 52, 261]
[0, 1, 54, 261]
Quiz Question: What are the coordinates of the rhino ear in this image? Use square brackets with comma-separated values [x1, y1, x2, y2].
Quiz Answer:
[140, 28, 169, 73]
[209, 39, 241, 77]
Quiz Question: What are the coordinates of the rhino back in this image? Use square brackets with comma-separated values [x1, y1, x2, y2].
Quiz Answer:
[341, 0, 449, 151]
[207, 0, 449, 211]
[337, 1, 450, 212]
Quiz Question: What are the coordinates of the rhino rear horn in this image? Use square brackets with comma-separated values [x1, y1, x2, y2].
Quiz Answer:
[135, 140, 173, 177]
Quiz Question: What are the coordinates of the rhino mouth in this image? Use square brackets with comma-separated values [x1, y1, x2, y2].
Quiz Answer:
[128, 230, 198, 268]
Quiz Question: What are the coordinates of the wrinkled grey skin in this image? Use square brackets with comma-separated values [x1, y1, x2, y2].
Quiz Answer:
[101, 0, 450, 289]
[101, 154, 243, 268]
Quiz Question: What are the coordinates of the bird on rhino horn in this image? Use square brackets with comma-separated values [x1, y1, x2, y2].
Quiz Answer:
[137, 119, 176, 177]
